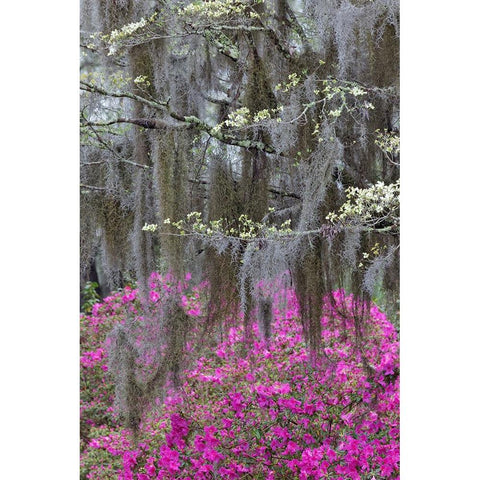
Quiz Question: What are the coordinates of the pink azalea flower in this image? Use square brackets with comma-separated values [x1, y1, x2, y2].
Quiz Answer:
[149, 291, 160, 303]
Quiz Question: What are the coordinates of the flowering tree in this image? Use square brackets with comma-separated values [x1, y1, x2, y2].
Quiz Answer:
[80, 0, 400, 447]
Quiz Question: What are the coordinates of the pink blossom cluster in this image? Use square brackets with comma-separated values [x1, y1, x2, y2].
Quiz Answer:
[81, 273, 399, 479]
[80, 347, 107, 370]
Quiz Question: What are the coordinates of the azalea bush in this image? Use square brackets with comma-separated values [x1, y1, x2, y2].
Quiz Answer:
[80, 273, 399, 479]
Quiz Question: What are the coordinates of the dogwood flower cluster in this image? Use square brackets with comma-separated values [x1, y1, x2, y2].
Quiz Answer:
[326, 180, 400, 233]
[374, 130, 400, 165]
[104, 13, 157, 56]
[178, 0, 262, 21]
[211, 106, 284, 134]
[143, 212, 293, 241]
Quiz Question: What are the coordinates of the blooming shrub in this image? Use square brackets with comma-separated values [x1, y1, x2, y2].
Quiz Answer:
[80, 273, 399, 479]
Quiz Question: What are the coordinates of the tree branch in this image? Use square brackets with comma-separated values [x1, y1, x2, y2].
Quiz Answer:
[284, 3, 313, 55]
[187, 178, 300, 200]
[267, 186, 301, 200]
[80, 81, 169, 111]
[81, 115, 151, 169]
[80, 183, 107, 192]
[201, 92, 236, 106]
[203, 29, 239, 61]
[81, 81, 276, 153]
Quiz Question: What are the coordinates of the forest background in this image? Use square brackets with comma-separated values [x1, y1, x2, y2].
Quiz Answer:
[1, 1, 480, 479]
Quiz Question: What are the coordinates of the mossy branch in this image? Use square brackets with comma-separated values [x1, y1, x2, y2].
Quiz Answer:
[80, 81, 169, 111]
[203, 28, 239, 61]
[81, 81, 276, 153]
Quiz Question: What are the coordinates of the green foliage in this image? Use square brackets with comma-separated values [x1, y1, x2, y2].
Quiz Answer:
[81, 281, 101, 313]
[80, 426, 123, 480]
